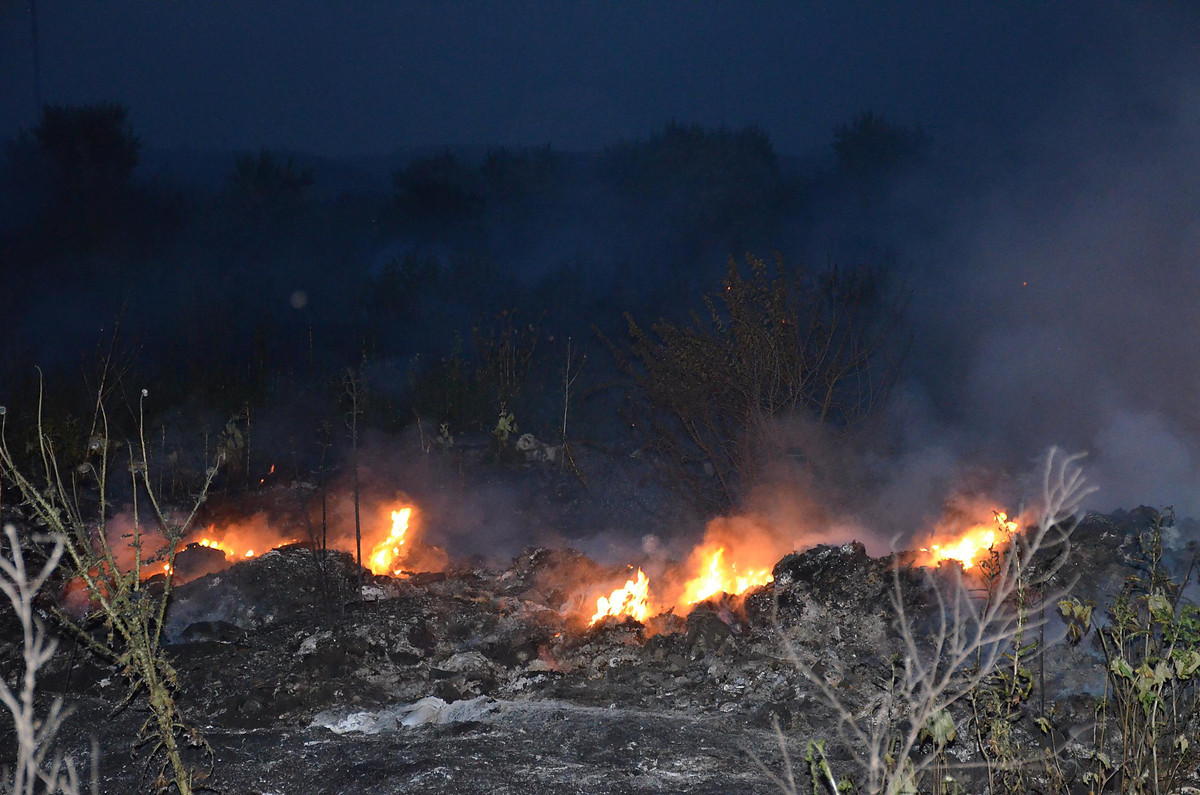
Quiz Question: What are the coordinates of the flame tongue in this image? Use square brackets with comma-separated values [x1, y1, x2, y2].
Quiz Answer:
[368, 508, 412, 576]
[590, 568, 650, 625]
[198, 537, 258, 559]
[922, 511, 1018, 570]
[680, 547, 773, 605]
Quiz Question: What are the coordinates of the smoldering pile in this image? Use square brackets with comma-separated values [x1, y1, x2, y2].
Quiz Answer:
[2, 491, 1193, 792]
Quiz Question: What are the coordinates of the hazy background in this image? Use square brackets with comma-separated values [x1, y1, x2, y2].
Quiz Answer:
[2, 1, 1198, 551]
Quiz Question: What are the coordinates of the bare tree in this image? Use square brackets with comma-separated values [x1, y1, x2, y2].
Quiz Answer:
[618, 253, 905, 513]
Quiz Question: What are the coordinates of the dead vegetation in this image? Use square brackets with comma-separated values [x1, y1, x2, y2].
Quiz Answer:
[615, 253, 905, 513]
[0, 383, 228, 794]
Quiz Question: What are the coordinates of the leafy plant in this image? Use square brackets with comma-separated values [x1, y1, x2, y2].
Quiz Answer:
[1064, 508, 1200, 793]
[968, 528, 1042, 794]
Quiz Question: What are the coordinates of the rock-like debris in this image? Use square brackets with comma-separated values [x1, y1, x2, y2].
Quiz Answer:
[0, 506, 1194, 792]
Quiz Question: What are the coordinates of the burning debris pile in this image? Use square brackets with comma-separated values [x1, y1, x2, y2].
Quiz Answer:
[3, 474, 1196, 793]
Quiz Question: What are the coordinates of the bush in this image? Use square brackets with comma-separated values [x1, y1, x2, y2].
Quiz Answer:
[617, 253, 904, 512]
[1060, 508, 1200, 793]
[0, 385, 228, 794]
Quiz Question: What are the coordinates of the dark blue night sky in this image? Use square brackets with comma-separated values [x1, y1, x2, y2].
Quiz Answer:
[3, 3, 1193, 157]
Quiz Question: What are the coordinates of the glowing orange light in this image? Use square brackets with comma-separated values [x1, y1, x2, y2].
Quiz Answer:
[922, 511, 1018, 570]
[367, 507, 412, 576]
[589, 568, 650, 625]
[680, 547, 773, 605]
[199, 538, 234, 557]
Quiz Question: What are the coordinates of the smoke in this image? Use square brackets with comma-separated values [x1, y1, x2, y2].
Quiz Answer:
[814, 20, 1200, 526]
[100, 507, 171, 574]
[5, 3, 1199, 582]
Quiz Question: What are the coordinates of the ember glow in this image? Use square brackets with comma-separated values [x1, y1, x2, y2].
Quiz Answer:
[589, 568, 650, 625]
[368, 507, 412, 576]
[679, 547, 774, 605]
[199, 537, 250, 559]
[920, 511, 1019, 570]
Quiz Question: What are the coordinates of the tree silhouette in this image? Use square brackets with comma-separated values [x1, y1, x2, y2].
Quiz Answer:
[832, 111, 926, 183]
[392, 151, 484, 239]
[32, 102, 142, 250]
[619, 254, 905, 513]
[230, 149, 314, 203]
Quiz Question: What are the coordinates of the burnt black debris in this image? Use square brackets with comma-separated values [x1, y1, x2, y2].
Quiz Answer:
[0, 506, 1193, 792]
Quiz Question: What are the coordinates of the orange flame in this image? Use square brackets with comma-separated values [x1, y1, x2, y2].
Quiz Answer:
[589, 568, 650, 625]
[368, 507, 412, 576]
[199, 538, 235, 557]
[679, 547, 773, 604]
[920, 511, 1018, 570]
[189, 530, 296, 564]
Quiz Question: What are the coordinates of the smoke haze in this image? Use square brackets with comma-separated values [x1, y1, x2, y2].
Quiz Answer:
[2, 3, 1199, 562]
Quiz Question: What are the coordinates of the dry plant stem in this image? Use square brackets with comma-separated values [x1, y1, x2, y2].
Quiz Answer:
[0, 524, 90, 795]
[782, 447, 1094, 794]
[747, 716, 799, 794]
[559, 338, 587, 483]
[0, 385, 224, 795]
[344, 369, 363, 585]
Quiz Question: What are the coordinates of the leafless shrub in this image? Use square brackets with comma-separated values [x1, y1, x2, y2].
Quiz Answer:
[773, 447, 1094, 794]
[615, 253, 905, 513]
[0, 524, 96, 795]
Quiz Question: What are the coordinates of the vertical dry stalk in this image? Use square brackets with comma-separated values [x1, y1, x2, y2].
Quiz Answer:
[559, 337, 585, 480]
[0, 524, 91, 795]
[780, 447, 1095, 794]
[344, 369, 363, 586]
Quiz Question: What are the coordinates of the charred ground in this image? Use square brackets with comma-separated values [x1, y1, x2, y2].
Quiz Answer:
[2, 480, 1193, 793]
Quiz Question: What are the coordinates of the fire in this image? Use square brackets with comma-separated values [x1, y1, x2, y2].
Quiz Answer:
[368, 507, 412, 576]
[196, 536, 269, 560]
[589, 568, 650, 625]
[199, 538, 244, 558]
[185, 527, 298, 566]
[920, 511, 1018, 570]
[679, 547, 773, 604]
